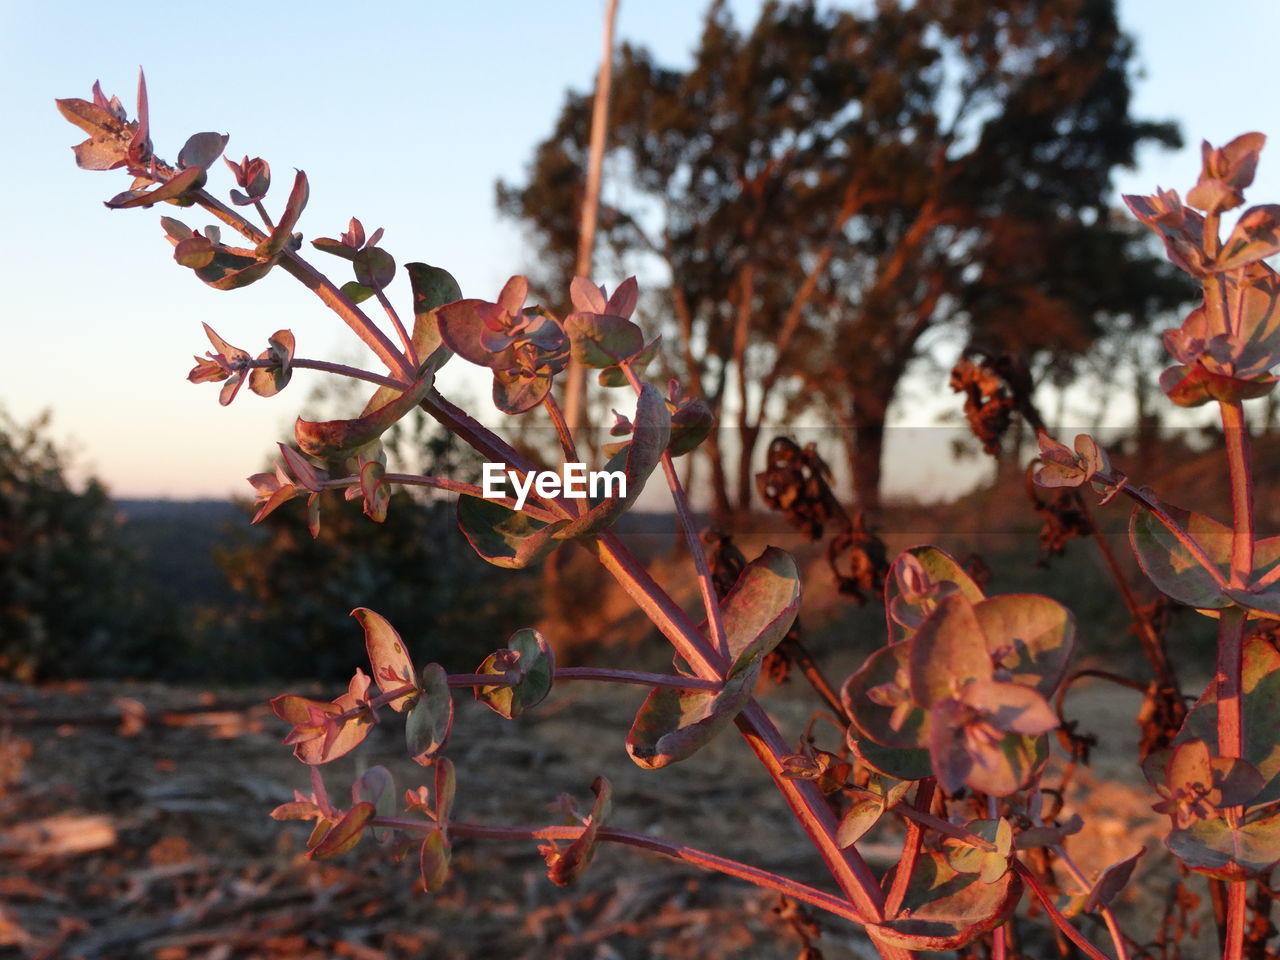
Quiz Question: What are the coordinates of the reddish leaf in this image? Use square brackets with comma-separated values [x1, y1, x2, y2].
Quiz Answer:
[352, 608, 417, 711]
[546, 776, 612, 886]
[308, 801, 376, 859]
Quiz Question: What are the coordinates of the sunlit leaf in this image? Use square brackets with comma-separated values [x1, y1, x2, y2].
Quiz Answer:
[457, 495, 568, 569]
[352, 607, 417, 711]
[474, 628, 555, 719]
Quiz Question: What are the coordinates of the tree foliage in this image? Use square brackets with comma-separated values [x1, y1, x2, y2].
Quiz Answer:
[500, 0, 1191, 513]
[0, 409, 138, 680]
[211, 414, 537, 682]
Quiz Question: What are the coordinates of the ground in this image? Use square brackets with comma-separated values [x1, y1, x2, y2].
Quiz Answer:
[0, 667, 1220, 960]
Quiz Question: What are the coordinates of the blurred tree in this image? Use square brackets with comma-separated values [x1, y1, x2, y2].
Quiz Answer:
[0, 409, 138, 680]
[499, 0, 1189, 514]
[211, 402, 536, 682]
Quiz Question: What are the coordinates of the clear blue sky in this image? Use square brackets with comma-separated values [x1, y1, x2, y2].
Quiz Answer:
[3, 0, 1278, 499]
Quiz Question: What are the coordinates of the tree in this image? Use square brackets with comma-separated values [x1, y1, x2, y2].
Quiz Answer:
[211, 404, 537, 682]
[499, 0, 1188, 514]
[0, 409, 138, 680]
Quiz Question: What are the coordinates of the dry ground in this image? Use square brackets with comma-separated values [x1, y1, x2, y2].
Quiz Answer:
[0, 668, 1223, 960]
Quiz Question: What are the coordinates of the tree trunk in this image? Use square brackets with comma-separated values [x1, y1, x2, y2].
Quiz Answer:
[848, 384, 891, 515]
[736, 422, 761, 514]
[704, 424, 733, 522]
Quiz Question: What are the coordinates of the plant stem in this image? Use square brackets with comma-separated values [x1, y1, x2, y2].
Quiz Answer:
[543, 392, 581, 465]
[886, 781, 933, 917]
[375, 286, 418, 368]
[619, 362, 729, 662]
[1051, 844, 1131, 960]
[1221, 401, 1256, 589]
[373, 817, 871, 926]
[192, 189, 415, 382]
[1012, 860, 1113, 960]
[585, 532, 898, 943]
[446, 667, 721, 692]
[1076, 494, 1182, 700]
[1219, 397, 1253, 960]
[286, 358, 407, 390]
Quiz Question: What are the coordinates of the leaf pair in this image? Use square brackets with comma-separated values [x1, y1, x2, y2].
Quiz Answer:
[626, 548, 800, 769]
[438, 276, 570, 414]
[1143, 636, 1280, 879]
[845, 547, 1073, 795]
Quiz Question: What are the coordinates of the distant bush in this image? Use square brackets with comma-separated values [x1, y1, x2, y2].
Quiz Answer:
[206, 426, 537, 683]
[0, 409, 140, 680]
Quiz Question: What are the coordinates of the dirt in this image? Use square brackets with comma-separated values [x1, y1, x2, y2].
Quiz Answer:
[0, 673, 1221, 960]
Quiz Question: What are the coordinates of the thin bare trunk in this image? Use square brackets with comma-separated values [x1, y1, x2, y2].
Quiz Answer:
[563, 0, 619, 434]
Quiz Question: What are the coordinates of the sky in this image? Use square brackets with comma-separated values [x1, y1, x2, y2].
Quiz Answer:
[3, 0, 1279, 501]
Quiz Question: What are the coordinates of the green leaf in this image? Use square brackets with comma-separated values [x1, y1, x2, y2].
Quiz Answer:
[249, 329, 295, 398]
[1127, 505, 1280, 611]
[546, 776, 611, 886]
[871, 851, 1022, 952]
[598, 337, 661, 387]
[312, 236, 359, 261]
[1085, 849, 1144, 912]
[1217, 204, 1280, 271]
[556, 383, 670, 539]
[626, 664, 759, 770]
[340, 280, 375, 304]
[295, 374, 434, 460]
[177, 131, 228, 170]
[271, 693, 373, 765]
[192, 247, 277, 291]
[885, 546, 986, 643]
[457, 495, 568, 569]
[257, 169, 308, 257]
[837, 794, 888, 848]
[352, 766, 396, 840]
[842, 642, 928, 750]
[492, 366, 556, 415]
[106, 164, 206, 208]
[1167, 806, 1280, 880]
[908, 595, 992, 708]
[719, 547, 800, 676]
[475, 628, 555, 719]
[406, 663, 453, 764]
[354, 247, 396, 289]
[848, 734, 934, 782]
[405, 262, 460, 372]
[1163, 636, 1280, 805]
[564, 311, 646, 368]
[943, 819, 1013, 884]
[973, 594, 1075, 697]
[666, 395, 714, 457]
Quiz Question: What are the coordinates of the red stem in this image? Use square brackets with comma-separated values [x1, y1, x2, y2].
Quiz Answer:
[447, 667, 721, 692]
[886, 781, 934, 917]
[373, 817, 871, 925]
[1219, 398, 1254, 960]
[619, 362, 730, 661]
[191, 189, 415, 382]
[586, 533, 897, 938]
[1012, 860, 1112, 960]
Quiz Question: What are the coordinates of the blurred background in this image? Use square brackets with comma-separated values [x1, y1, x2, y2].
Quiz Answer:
[1, 2, 1277, 956]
